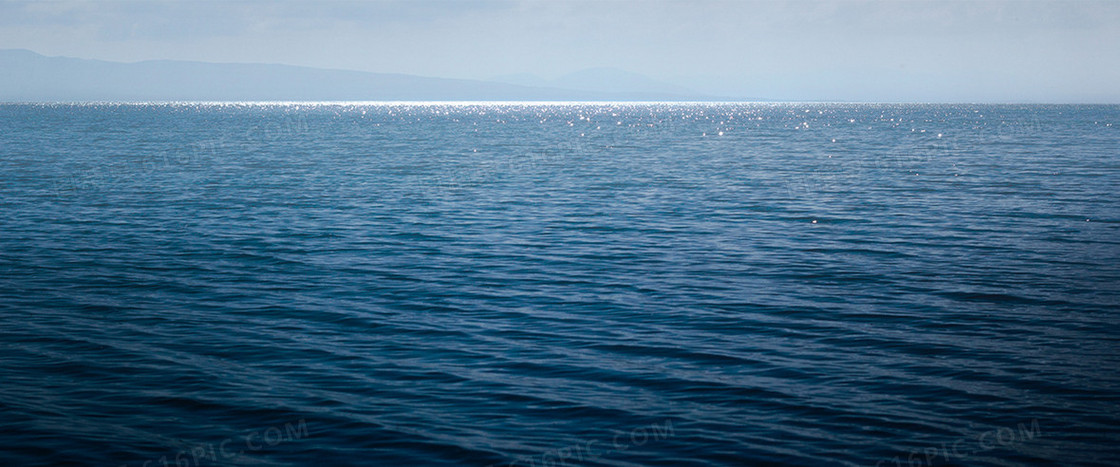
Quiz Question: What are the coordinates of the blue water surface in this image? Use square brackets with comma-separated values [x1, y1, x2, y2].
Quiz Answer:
[1, 103, 1118, 466]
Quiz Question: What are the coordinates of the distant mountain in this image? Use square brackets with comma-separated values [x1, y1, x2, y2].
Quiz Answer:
[0, 50, 723, 102]
[491, 67, 696, 96]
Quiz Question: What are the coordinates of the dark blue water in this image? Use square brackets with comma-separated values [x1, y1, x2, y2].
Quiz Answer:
[1, 103, 1118, 466]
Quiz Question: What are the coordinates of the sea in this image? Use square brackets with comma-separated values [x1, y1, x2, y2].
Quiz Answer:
[0, 103, 1118, 466]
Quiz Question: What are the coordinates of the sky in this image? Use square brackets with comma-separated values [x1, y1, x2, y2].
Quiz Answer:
[1, 0, 1118, 102]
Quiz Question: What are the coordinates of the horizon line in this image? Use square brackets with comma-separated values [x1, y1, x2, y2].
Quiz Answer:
[1, 100, 1113, 106]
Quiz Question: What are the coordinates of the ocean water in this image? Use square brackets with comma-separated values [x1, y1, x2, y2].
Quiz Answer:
[1, 103, 1118, 466]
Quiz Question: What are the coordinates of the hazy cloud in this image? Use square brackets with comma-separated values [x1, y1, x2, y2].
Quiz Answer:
[1, 0, 1117, 102]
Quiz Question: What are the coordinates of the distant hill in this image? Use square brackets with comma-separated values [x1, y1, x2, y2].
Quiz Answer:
[0, 49, 723, 102]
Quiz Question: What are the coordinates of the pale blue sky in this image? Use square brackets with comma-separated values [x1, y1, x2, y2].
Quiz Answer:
[1, 0, 1117, 102]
